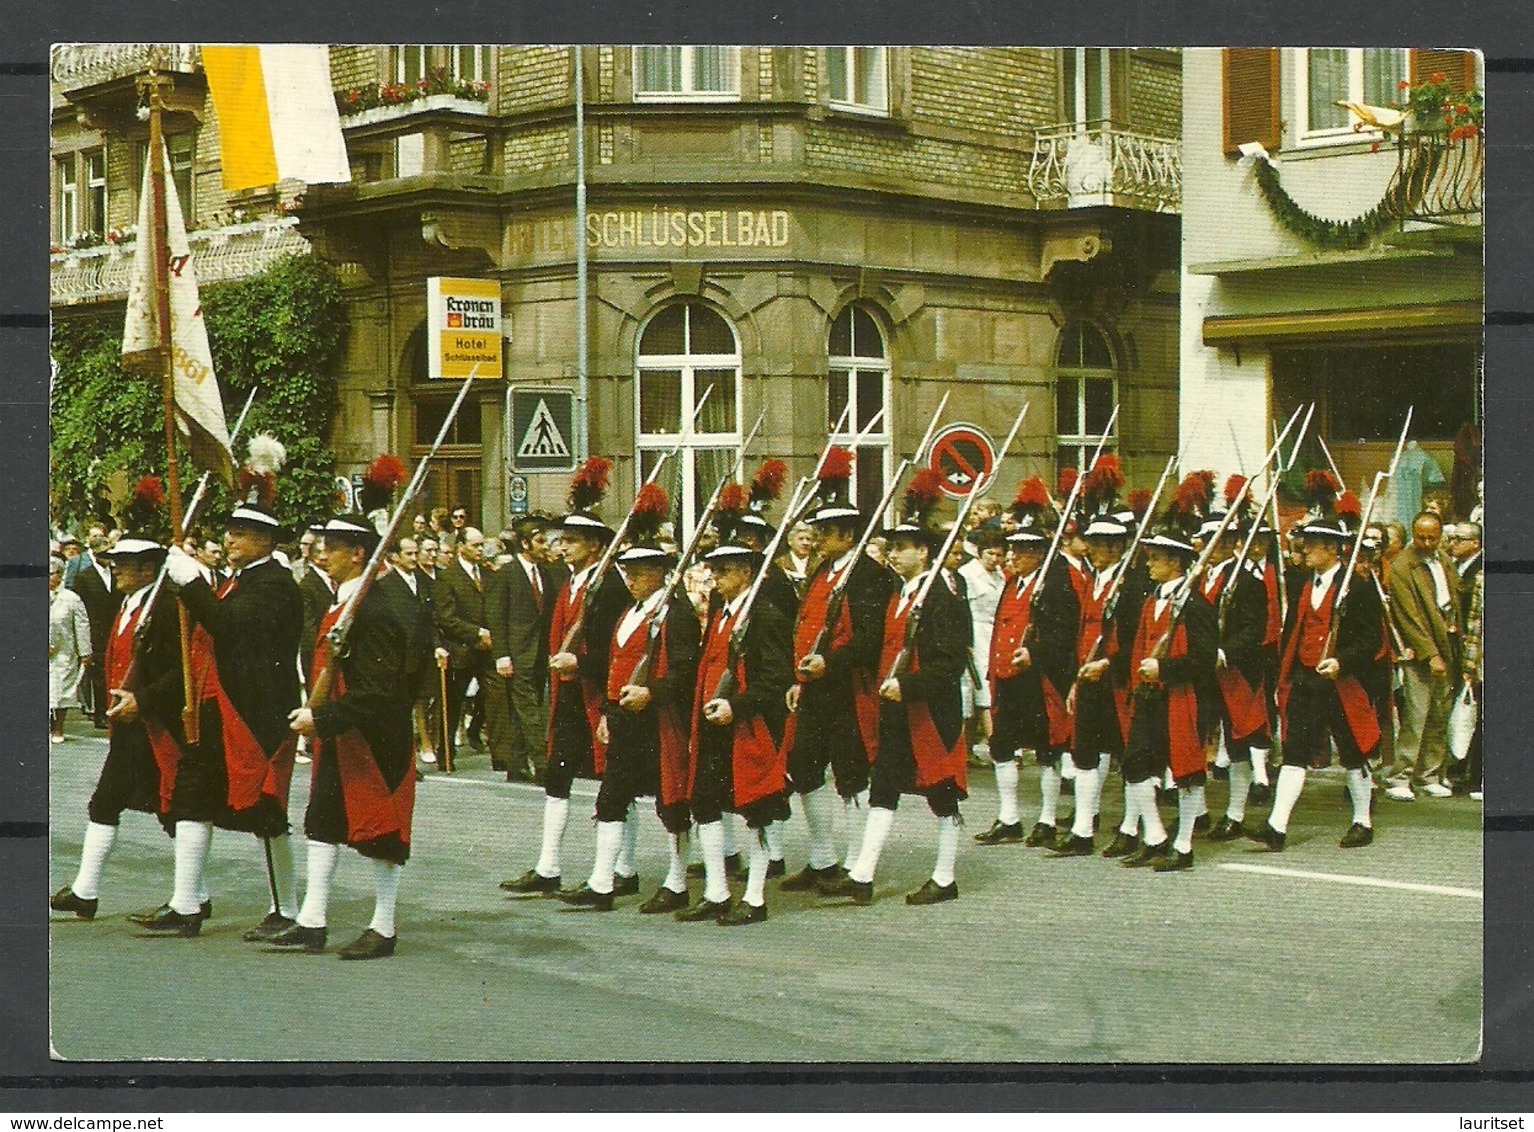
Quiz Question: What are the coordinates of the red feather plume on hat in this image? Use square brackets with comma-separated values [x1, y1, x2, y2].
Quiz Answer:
[717, 482, 748, 516]
[134, 474, 166, 510]
[1014, 475, 1051, 511]
[238, 467, 277, 509]
[1128, 488, 1152, 521]
[819, 447, 854, 484]
[568, 457, 612, 512]
[1057, 466, 1079, 501]
[1081, 454, 1124, 515]
[1305, 469, 1342, 508]
[750, 459, 788, 507]
[902, 468, 944, 518]
[359, 453, 407, 517]
[628, 482, 672, 548]
[1224, 474, 1248, 508]
[1336, 491, 1363, 523]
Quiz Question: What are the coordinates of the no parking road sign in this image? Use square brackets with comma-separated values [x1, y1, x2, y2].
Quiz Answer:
[928, 423, 996, 499]
[511, 388, 576, 473]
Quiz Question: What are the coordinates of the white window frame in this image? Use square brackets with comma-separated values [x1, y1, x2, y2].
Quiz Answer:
[632, 46, 741, 102]
[84, 148, 106, 236]
[635, 303, 744, 541]
[394, 45, 493, 86]
[1064, 47, 1112, 128]
[55, 155, 78, 241]
[827, 47, 889, 115]
[827, 304, 893, 520]
[1294, 47, 1410, 146]
[1055, 323, 1119, 472]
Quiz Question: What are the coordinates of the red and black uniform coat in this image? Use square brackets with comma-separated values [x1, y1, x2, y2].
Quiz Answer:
[1205, 558, 1275, 749]
[305, 582, 427, 865]
[988, 558, 1080, 765]
[545, 566, 629, 794]
[688, 594, 794, 830]
[869, 573, 969, 817]
[177, 558, 303, 838]
[1070, 560, 1142, 769]
[1277, 567, 1388, 769]
[1124, 585, 1218, 786]
[782, 553, 896, 798]
[593, 592, 701, 833]
[88, 589, 190, 834]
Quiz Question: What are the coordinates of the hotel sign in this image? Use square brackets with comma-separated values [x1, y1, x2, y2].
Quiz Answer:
[426, 276, 502, 380]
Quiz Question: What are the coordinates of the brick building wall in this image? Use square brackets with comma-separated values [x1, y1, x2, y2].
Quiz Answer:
[498, 46, 571, 112]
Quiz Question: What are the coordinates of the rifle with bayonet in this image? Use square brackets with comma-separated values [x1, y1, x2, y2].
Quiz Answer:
[1027, 405, 1119, 639]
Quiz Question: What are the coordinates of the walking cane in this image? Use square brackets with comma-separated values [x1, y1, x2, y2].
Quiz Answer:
[438, 652, 452, 774]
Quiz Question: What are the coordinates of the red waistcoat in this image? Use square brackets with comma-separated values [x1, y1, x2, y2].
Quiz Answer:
[690, 606, 784, 809]
[608, 611, 688, 807]
[309, 603, 415, 846]
[1277, 577, 1381, 752]
[786, 562, 879, 762]
[878, 593, 967, 791]
[1128, 593, 1203, 779]
[547, 573, 608, 774]
[106, 600, 183, 813]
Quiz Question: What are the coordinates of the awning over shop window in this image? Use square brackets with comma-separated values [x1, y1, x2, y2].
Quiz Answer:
[1202, 301, 1482, 347]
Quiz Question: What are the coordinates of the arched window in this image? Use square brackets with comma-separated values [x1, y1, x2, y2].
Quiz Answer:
[636, 302, 742, 539]
[1055, 322, 1118, 473]
[827, 304, 892, 517]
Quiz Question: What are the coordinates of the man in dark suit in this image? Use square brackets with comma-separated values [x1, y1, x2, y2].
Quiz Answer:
[486, 514, 568, 783]
[70, 524, 120, 728]
[297, 546, 336, 683]
[432, 526, 496, 770]
[378, 536, 442, 767]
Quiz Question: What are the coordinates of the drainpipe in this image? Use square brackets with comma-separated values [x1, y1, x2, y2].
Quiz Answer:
[574, 45, 589, 462]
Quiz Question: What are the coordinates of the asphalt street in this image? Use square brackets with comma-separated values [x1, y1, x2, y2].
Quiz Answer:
[47, 724, 1481, 1063]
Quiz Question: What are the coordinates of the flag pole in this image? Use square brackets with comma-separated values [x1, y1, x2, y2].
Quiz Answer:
[141, 69, 197, 741]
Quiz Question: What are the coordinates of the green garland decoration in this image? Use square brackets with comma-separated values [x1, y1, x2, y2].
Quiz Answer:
[1251, 156, 1402, 251]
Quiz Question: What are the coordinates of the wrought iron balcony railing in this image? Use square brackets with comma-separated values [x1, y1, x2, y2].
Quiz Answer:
[1384, 130, 1484, 228]
[50, 43, 201, 89]
[1028, 120, 1181, 212]
[50, 215, 309, 307]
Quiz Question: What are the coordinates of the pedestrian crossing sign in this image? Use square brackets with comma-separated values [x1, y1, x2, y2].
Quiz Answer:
[511, 388, 577, 472]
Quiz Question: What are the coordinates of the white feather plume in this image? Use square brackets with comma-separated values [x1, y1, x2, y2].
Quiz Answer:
[246, 433, 287, 476]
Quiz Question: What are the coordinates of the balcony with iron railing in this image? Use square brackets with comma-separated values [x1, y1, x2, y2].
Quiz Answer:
[1384, 130, 1484, 232]
[50, 215, 310, 307]
[51, 43, 201, 91]
[1027, 120, 1181, 213]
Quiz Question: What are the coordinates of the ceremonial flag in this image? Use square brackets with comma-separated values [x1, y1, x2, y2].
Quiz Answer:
[122, 145, 234, 484]
[201, 44, 351, 192]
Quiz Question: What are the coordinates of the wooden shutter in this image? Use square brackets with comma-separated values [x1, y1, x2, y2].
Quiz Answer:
[1411, 49, 1477, 94]
[1223, 48, 1280, 156]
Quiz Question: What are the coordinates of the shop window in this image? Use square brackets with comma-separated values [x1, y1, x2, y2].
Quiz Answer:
[1297, 48, 1408, 141]
[1055, 322, 1118, 473]
[827, 304, 892, 519]
[636, 302, 743, 539]
[1272, 343, 1479, 443]
[633, 46, 739, 101]
[827, 47, 888, 114]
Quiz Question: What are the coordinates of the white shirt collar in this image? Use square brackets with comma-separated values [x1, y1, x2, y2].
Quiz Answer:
[392, 563, 417, 590]
[570, 562, 596, 595]
[900, 570, 927, 599]
[460, 556, 481, 580]
[334, 574, 363, 607]
[119, 583, 153, 624]
[720, 592, 748, 623]
[830, 548, 856, 574]
[235, 554, 271, 578]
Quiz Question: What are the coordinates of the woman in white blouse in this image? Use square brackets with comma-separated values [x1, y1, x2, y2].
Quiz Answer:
[49, 555, 93, 743]
[957, 527, 1007, 757]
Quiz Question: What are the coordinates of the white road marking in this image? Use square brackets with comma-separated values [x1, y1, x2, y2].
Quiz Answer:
[423, 774, 599, 799]
[1218, 862, 1481, 900]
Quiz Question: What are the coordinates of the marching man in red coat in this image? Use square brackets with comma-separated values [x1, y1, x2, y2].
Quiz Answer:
[1248, 476, 1386, 851]
[826, 472, 969, 906]
[681, 522, 795, 925]
[277, 512, 429, 959]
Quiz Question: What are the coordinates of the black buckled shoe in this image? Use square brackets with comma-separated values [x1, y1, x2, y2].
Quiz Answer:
[637, 886, 689, 914]
[904, 879, 959, 905]
[242, 912, 297, 942]
[1122, 841, 1171, 869]
[1048, 834, 1095, 857]
[765, 858, 786, 878]
[1023, 822, 1057, 848]
[49, 886, 97, 920]
[337, 928, 396, 961]
[138, 905, 203, 937]
[824, 876, 874, 906]
[674, 898, 732, 923]
[1339, 822, 1374, 849]
[499, 869, 561, 895]
[612, 873, 641, 898]
[1152, 850, 1195, 873]
[1245, 822, 1287, 852]
[814, 865, 852, 895]
[973, 820, 1024, 845]
[1100, 832, 1140, 859]
[265, 923, 326, 952]
[779, 864, 842, 892]
[716, 901, 767, 926]
[129, 900, 211, 927]
[1206, 817, 1245, 842]
[557, 884, 616, 911]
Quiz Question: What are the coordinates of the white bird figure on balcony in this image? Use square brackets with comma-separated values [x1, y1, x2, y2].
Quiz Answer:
[1337, 101, 1406, 133]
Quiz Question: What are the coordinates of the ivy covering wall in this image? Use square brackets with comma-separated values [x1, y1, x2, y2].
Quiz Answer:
[50, 255, 347, 535]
